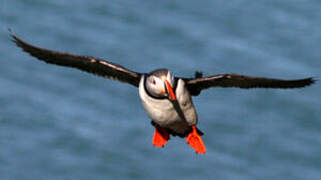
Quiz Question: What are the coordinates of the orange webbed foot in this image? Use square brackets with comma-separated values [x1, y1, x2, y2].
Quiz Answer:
[186, 126, 206, 154]
[153, 126, 170, 147]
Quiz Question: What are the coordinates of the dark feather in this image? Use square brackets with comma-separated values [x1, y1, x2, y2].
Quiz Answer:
[9, 29, 142, 87]
[183, 73, 315, 96]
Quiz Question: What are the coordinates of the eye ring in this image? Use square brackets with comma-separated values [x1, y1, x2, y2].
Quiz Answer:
[151, 79, 156, 85]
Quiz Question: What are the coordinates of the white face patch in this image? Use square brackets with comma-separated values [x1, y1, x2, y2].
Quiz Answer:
[144, 70, 176, 99]
[145, 75, 166, 98]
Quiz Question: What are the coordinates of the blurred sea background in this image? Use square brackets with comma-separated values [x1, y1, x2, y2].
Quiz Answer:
[1, 0, 320, 179]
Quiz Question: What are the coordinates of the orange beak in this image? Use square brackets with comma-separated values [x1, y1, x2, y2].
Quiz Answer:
[164, 80, 176, 100]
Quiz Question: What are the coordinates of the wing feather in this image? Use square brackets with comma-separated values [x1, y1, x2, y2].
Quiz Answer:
[183, 73, 315, 96]
[10, 30, 142, 87]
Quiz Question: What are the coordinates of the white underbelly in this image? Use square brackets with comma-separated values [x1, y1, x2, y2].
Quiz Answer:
[138, 76, 198, 133]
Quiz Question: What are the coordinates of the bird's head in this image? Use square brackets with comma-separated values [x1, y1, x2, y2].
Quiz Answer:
[145, 69, 176, 100]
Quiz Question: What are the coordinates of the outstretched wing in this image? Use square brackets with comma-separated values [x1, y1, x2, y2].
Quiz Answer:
[10, 30, 142, 87]
[183, 73, 315, 96]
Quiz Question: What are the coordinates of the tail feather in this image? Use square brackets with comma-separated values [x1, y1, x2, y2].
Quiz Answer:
[151, 121, 204, 138]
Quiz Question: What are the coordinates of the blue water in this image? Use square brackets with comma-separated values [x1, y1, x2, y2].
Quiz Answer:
[1, 0, 320, 179]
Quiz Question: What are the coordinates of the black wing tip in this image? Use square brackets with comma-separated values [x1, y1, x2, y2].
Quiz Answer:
[8, 28, 21, 45]
[306, 77, 316, 86]
[8, 28, 16, 39]
[287, 77, 316, 88]
[8, 29, 33, 53]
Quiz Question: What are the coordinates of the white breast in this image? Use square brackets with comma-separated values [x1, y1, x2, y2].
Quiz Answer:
[138, 75, 198, 133]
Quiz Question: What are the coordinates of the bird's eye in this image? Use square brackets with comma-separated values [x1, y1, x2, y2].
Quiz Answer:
[152, 79, 156, 85]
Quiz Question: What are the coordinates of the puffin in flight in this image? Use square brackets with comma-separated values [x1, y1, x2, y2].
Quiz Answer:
[10, 30, 314, 154]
